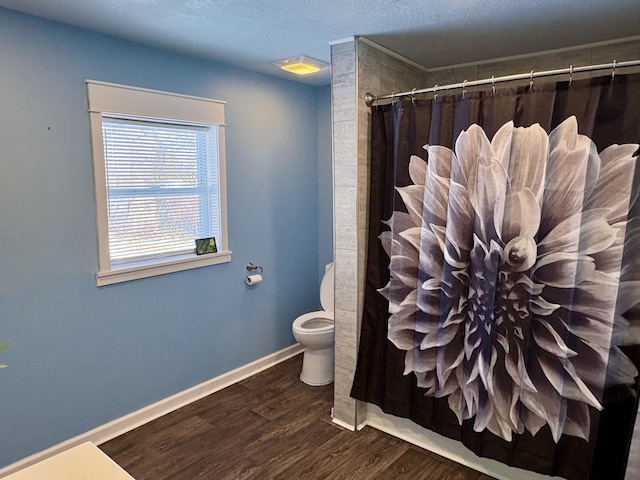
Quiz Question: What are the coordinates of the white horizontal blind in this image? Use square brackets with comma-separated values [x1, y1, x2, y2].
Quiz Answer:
[102, 117, 220, 265]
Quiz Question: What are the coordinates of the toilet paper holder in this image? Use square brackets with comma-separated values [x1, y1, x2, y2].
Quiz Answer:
[246, 262, 263, 274]
[245, 263, 263, 286]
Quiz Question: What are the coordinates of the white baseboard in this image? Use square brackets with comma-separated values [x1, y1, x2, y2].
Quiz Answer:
[363, 403, 562, 480]
[0, 344, 304, 479]
[331, 416, 356, 431]
[329, 411, 367, 431]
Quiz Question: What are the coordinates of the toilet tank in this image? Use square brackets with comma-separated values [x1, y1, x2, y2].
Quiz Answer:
[319, 263, 334, 312]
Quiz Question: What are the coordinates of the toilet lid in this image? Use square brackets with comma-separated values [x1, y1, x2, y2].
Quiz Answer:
[319, 263, 334, 312]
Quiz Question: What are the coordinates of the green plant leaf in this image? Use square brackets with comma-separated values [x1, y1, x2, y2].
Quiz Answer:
[0, 342, 11, 369]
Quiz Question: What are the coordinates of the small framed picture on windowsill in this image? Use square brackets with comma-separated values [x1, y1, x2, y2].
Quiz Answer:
[195, 237, 218, 255]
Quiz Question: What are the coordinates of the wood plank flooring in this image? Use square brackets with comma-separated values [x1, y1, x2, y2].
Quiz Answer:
[100, 354, 496, 480]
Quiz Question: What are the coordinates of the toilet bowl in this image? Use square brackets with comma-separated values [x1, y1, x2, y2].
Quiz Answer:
[292, 263, 334, 386]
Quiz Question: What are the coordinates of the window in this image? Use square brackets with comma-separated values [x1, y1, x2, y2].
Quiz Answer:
[87, 80, 230, 286]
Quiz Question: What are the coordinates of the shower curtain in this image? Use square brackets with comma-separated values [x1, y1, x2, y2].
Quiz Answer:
[351, 72, 640, 480]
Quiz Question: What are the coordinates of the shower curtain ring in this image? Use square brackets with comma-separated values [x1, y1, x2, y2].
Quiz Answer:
[411, 88, 417, 103]
[569, 65, 573, 86]
[462, 80, 468, 98]
[529, 70, 534, 90]
[491, 76, 496, 95]
[391, 92, 397, 104]
[612, 60, 617, 80]
[433, 85, 438, 102]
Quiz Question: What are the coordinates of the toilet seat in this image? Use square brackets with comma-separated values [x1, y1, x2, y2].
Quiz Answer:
[292, 311, 334, 334]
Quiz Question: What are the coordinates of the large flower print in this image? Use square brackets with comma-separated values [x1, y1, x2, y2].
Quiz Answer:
[381, 116, 640, 443]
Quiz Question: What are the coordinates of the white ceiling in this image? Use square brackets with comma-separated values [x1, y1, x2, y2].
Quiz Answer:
[1, 0, 639, 86]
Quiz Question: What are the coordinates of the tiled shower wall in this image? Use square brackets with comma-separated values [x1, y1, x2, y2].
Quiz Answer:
[330, 39, 359, 427]
[331, 35, 640, 430]
[330, 37, 426, 428]
[422, 37, 640, 93]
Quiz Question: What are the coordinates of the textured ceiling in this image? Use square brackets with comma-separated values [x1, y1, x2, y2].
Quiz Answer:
[1, 0, 639, 86]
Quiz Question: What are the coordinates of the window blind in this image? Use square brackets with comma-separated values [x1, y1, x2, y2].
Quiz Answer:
[102, 117, 220, 265]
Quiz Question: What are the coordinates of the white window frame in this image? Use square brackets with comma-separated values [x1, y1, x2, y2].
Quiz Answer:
[87, 80, 231, 286]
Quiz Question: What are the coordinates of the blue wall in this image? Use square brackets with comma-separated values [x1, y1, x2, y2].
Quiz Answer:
[0, 8, 332, 468]
[316, 86, 334, 281]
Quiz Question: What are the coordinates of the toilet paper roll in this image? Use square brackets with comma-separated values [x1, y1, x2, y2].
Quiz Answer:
[246, 274, 263, 285]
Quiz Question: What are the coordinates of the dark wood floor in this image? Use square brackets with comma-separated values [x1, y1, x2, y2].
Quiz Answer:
[100, 354, 496, 480]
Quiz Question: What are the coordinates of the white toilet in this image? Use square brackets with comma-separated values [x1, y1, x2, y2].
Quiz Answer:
[292, 262, 335, 386]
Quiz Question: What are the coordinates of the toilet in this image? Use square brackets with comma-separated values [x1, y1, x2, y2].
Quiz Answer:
[292, 262, 335, 386]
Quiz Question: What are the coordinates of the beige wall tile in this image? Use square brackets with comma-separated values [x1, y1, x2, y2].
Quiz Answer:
[424, 65, 479, 89]
[333, 50, 356, 77]
[334, 186, 357, 251]
[332, 72, 356, 122]
[477, 49, 591, 79]
[331, 41, 355, 56]
[334, 247, 358, 313]
[591, 40, 640, 76]
[333, 307, 359, 426]
[591, 39, 640, 63]
[333, 120, 357, 187]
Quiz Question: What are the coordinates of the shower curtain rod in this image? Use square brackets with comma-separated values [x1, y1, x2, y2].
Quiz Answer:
[364, 59, 640, 106]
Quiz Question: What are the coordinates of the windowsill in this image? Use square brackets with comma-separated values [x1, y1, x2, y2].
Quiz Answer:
[96, 250, 232, 286]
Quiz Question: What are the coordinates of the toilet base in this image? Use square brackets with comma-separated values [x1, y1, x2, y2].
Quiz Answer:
[300, 346, 334, 386]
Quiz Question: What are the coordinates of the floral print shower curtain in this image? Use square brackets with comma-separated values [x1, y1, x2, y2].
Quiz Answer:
[351, 73, 640, 480]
